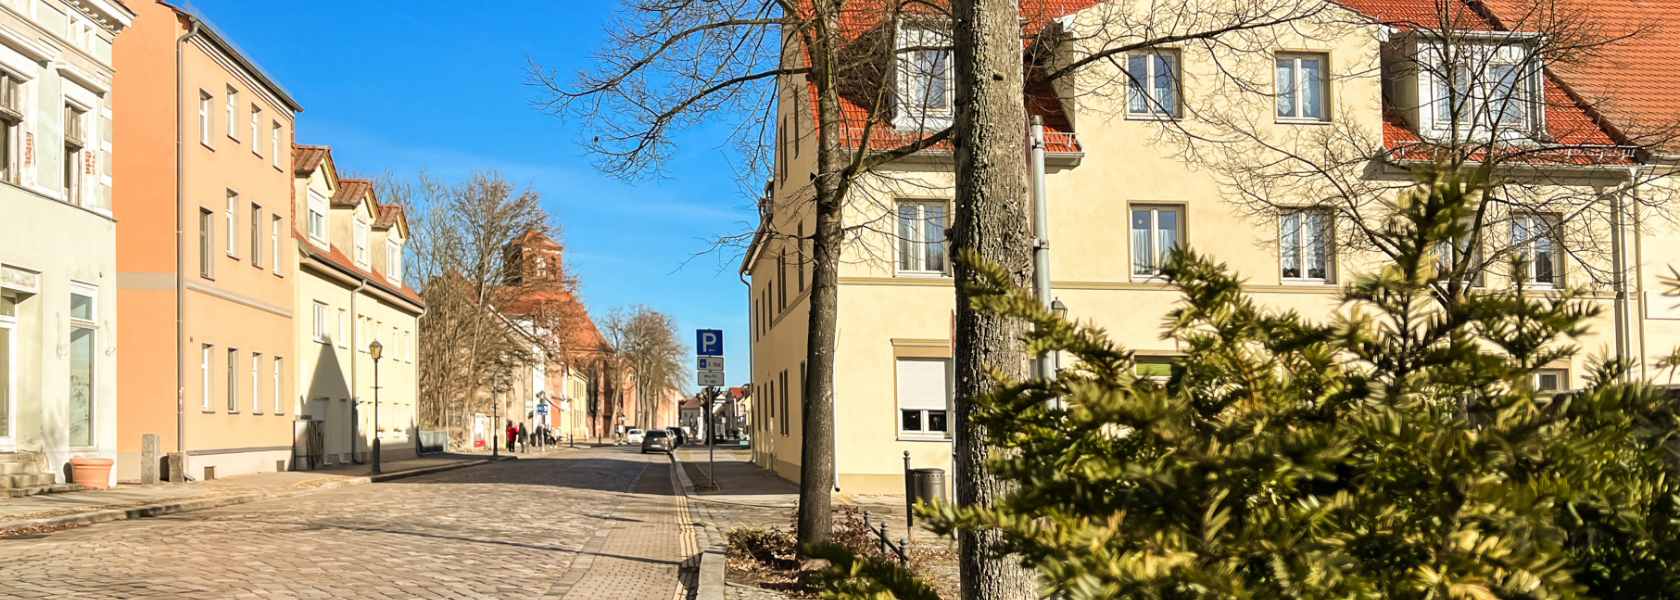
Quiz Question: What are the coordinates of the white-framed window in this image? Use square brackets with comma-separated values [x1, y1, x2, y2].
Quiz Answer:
[271, 215, 282, 275]
[250, 351, 262, 414]
[1510, 213, 1560, 287]
[201, 343, 212, 412]
[249, 104, 261, 153]
[896, 358, 950, 439]
[198, 90, 212, 147]
[896, 26, 952, 127]
[225, 190, 238, 258]
[0, 71, 22, 185]
[63, 103, 86, 205]
[68, 283, 96, 447]
[1276, 53, 1328, 121]
[273, 357, 283, 414]
[250, 204, 262, 268]
[405, 330, 412, 362]
[386, 239, 402, 282]
[225, 86, 238, 141]
[312, 301, 328, 343]
[353, 220, 369, 266]
[271, 122, 281, 169]
[198, 208, 214, 279]
[1126, 50, 1180, 118]
[226, 348, 238, 413]
[337, 309, 347, 348]
[1130, 204, 1183, 278]
[306, 190, 327, 244]
[1280, 211, 1331, 282]
[1422, 39, 1539, 137]
[375, 321, 382, 347]
[895, 200, 946, 275]
[1535, 368, 1567, 392]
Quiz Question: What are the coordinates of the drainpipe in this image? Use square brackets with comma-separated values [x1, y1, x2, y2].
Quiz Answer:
[1612, 181, 1628, 371]
[1029, 116, 1052, 380]
[175, 19, 202, 454]
[1629, 165, 1650, 379]
[349, 277, 368, 464]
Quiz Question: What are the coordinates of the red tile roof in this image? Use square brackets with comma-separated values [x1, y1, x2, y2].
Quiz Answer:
[374, 205, 403, 230]
[1481, 0, 1680, 151]
[806, 0, 1093, 155]
[333, 179, 372, 209]
[498, 287, 610, 355]
[293, 145, 329, 175]
[295, 232, 424, 307]
[1338, 0, 1627, 162]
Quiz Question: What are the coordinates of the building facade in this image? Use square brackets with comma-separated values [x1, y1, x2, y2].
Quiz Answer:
[289, 146, 422, 469]
[745, 0, 1680, 493]
[113, 0, 300, 481]
[0, 0, 132, 488]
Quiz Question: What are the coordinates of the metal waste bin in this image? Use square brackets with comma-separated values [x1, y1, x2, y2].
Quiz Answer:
[909, 468, 946, 505]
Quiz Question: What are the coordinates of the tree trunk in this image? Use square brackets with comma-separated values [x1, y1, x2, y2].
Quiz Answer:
[796, 0, 842, 550]
[951, 0, 1036, 597]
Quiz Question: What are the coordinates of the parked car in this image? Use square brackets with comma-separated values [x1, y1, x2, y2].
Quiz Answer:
[626, 428, 646, 444]
[641, 429, 673, 454]
[666, 427, 685, 446]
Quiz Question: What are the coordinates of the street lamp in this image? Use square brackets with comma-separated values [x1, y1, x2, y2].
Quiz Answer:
[369, 339, 383, 475]
[1051, 298, 1068, 320]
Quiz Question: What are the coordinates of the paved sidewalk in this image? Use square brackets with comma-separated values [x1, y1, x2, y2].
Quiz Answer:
[0, 452, 499, 536]
[672, 446, 798, 600]
[544, 460, 696, 600]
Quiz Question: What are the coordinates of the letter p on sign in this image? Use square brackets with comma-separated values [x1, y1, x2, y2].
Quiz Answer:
[697, 329, 724, 356]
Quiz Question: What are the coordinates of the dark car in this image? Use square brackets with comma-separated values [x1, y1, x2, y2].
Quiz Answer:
[666, 427, 685, 446]
[640, 429, 673, 454]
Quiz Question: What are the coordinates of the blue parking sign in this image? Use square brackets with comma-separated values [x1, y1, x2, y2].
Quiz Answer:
[697, 329, 724, 356]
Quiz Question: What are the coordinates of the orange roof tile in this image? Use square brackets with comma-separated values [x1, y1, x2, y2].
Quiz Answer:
[333, 178, 372, 209]
[293, 144, 329, 175]
[1481, 0, 1680, 150]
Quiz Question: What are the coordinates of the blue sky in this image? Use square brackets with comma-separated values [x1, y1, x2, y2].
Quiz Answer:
[185, 0, 759, 390]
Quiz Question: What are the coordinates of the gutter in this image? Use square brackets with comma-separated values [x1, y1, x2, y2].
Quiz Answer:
[174, 18, 202, 455]
[349, 276, 367, 465]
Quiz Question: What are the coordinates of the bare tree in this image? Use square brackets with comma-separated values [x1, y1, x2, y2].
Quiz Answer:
[601, 305, 688, 430]
[401, 171, 562, 448]
[530, 0, 959, 548]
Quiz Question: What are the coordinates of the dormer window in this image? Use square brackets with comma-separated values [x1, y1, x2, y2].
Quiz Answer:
[386, 239, 402, 282]
[1417, 37, 1541, 138]
[896, 26, 952, 128]
[353, 220, 369, 266]
[306, 190, 328, 245]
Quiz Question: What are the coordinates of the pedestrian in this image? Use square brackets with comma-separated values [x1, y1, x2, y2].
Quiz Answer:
[505, 421, 517, 453]
[518, 422, 528, 453]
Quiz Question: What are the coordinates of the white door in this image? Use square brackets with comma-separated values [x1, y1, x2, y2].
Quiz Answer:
[0, 294, 15, 450]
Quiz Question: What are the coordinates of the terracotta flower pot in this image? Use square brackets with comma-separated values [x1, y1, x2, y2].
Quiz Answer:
[69, 457, 114, 490]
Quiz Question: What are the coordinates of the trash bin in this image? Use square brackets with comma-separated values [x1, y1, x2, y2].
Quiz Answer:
[909, 468, 946, 505]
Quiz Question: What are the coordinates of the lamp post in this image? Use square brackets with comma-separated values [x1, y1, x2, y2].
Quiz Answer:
[492, 374, 500, 459]
[369, 340, 383, 475]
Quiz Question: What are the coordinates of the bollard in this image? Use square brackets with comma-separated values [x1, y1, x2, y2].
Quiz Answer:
[140, 434, 160, 485]
[903, 451, 913, 532]
[166, 452, 185, 483]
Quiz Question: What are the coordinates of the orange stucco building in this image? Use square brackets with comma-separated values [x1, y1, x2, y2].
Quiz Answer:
[112, 1, 300, 481]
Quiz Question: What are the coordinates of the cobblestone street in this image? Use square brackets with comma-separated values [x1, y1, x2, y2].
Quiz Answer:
[0, 446, 693, 600]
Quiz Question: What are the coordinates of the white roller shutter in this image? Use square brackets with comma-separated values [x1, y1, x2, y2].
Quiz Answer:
[896, 358, 949, 411]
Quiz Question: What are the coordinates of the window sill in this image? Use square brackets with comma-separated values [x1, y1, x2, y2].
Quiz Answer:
[201, 409, 215, 414]
[897, 434, 952, 442]
[1280, 278, 1334, 286]
[201, 141, 214, 151]
[894, 271, 949, 278]
[1276, 117, 1331, 125]
[1125, 113, 1179, 122]
[1130, 274, 1170, 283]
[226, 253, 239, 261]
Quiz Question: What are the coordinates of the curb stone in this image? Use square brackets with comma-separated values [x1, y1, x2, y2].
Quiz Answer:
[671, 451, 729, 600]
[0, 457, 503, 536]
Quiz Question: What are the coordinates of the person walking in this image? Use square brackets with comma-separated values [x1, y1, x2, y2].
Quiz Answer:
[505, 420, 517, 453]
[518, 422, 528, 453]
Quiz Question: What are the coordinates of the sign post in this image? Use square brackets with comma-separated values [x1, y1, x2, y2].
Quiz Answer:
[696, 329, 724, 489]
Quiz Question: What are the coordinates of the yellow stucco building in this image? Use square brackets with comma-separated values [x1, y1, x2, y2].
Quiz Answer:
[745, 1, 1680, 494]
[289, 145, 422, 469]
